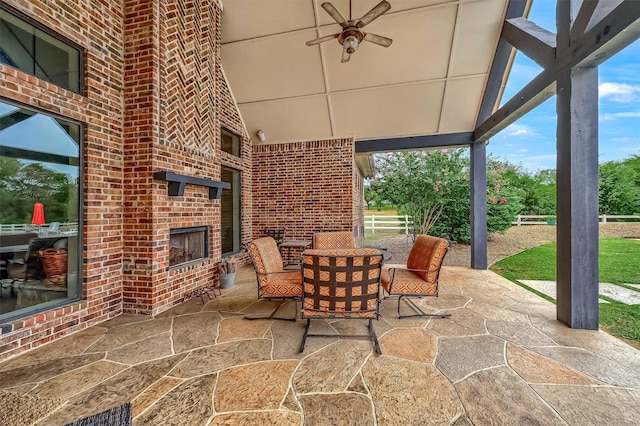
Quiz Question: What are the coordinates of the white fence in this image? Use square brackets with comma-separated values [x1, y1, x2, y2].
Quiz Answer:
[0, 222, 79, 234]
[512, 214, 640, 225]
[364, 215, 413, 234]
[365, 214, 640, 233]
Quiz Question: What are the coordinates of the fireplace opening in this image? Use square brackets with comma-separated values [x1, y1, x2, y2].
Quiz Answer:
[169, 226, 209, 267]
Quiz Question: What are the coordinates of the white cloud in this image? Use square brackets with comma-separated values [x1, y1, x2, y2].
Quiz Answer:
[517, 148, 528, 153]
[601, 111, 640, 121]
[599, 82, 640, 102]
[609, 137, 637, 143]
[502, 124, 539, 137]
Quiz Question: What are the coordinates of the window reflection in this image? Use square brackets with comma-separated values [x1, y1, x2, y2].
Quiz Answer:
[221, 167, 241, 255]
[0, 99, 81, 320]
[221, 128, 240, 157]
[0, 6, 82, 93]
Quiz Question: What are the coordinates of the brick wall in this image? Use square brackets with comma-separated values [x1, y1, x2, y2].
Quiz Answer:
[0, 0, 126, 359]
[252, 138, 360, 253]
[121, 0, 251, 314]
[0, 0, 250, 359]
[122, 0, 224, 315]
[218, 65, 253, 267]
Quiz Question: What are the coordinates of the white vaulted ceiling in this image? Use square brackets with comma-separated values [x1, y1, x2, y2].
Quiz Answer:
[220, 0, 513, 146]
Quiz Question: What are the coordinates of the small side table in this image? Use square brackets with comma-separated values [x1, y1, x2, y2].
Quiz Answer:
[279, 240, 311, 266]
[364, 245, 392, 262]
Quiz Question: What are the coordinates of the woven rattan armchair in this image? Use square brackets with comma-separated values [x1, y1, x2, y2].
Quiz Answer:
[245, 236, 302, 321]
[381, 235, 451, 319]
[299, 248, 383, 354]
[312, 231, 355, 249]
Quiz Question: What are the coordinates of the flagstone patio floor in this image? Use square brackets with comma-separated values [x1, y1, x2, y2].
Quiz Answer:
[1, 265, 640, 425]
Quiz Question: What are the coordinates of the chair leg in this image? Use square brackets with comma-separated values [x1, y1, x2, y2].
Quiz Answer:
[299, 318, 382, 355]
[299, 318, 311, 353]
[245, 298, 298, 321]
[368, 319, 382, 355]
[398, 295, 451, 319]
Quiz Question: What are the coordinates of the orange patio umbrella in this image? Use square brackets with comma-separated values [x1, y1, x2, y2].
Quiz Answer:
[32, 202, 45, 225]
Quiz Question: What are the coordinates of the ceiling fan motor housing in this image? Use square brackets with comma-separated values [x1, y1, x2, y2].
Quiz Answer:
[338, 28, 364, 53]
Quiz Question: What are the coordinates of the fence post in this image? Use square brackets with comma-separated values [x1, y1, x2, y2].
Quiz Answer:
[404, 215, 409, 235]
[601, 214, 606, 223]
[371, 216, 375, 234]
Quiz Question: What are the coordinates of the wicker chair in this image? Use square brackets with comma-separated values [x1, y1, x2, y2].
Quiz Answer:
[299, 248, 383, 354]
[312, 231, 355, 249]
[381, 235, 451, 319]
[245, 236, 302, 321]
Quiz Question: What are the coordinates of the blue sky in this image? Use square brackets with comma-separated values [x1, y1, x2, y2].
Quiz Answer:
[488, 1, 640, 173]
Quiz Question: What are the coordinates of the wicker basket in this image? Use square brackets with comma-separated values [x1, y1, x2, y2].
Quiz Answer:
[38, 248, 68, 287]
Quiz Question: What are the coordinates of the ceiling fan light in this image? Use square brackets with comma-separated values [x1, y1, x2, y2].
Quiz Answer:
[342, 35, 359, 54]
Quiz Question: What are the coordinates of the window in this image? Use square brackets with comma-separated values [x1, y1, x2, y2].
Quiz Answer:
[0, 98, 81, 322]
[221, 128, 240, 157]
[0, 6, 82, 94]
[221, 167, 241, 255]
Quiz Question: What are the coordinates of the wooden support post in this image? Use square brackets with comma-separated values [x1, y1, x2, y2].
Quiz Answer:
[470, 142, 487, 269]
[556, 66, 600, 330]
[554, 0, 600, 330]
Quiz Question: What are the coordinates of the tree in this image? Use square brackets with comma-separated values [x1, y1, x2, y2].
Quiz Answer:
[0, 159, 73, 224]
[374, 149, 523, 243]
[496, 161, 556, 215]
[364, 178, 386, 211]
[374, 150, 463, 239]
[599, 160, 640, 215]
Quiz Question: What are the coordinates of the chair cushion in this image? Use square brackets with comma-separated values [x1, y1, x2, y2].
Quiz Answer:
[247, 237, 283, 274]
[406, 235, 449, 282]
[313, 231, 355, 249]
[381, 268, 437, 295]
[303, 248, 381, 257]
[261, 271, 302, 297]
[301, 248, 382, 318]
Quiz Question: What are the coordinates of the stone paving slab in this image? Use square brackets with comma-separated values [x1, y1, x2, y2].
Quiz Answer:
[1, 265, 639, 425]
[600, 282, 640, 304]
[519, 280, 640, 304]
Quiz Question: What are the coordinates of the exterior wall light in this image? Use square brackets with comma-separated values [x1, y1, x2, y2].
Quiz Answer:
[257, 130, 266, 142]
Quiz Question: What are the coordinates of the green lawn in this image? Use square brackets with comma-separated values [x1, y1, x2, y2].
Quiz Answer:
[491, 238, 640, 345]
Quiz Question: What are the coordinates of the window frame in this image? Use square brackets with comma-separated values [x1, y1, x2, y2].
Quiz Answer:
[220, 127, 241, 158]
[220, 166, 242, 256]
[0, 3, 84, 95]
[0, 96, 84, 325]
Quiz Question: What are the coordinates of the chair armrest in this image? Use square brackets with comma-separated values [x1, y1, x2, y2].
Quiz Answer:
[386, 266, 440, 275]
[261, 270, 300, 277]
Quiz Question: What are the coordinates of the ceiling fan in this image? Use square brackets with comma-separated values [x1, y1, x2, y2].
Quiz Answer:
[306, 0, 393, 63]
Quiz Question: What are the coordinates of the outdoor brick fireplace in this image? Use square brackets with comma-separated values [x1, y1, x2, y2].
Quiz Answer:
[169, 226, 209, 268]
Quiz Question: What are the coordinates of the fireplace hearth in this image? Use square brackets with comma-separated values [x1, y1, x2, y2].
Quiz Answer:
[169, 226, 208, 267]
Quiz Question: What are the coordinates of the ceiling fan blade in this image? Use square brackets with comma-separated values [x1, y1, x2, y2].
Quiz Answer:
[357, 0, 391, 28]
[363, 32, 392, 47]
[341, 49, 351, 63]
[306, 33, 340, 46]
[321, 2, 348, 28]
